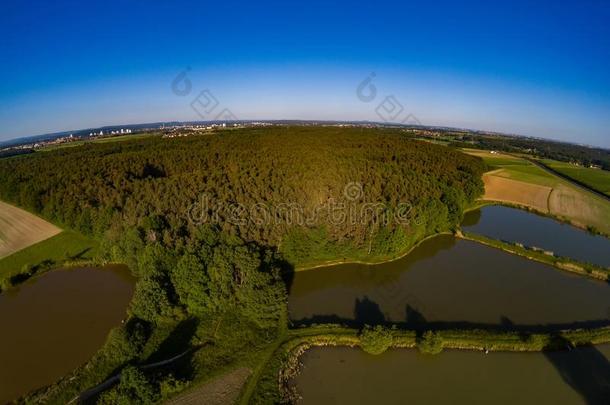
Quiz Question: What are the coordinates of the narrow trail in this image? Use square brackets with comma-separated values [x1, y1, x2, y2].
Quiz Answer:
[68, 346, 201, 404]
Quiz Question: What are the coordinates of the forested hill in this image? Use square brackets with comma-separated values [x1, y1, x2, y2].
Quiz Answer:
[0, 126, 485, 264]
[3, 126, 486, 403]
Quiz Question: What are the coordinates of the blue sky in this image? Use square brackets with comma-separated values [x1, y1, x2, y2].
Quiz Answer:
[1, 0, 609, 147]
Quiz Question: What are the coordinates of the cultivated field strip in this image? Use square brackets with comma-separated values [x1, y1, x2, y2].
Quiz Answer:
[0, 200, 61, 259]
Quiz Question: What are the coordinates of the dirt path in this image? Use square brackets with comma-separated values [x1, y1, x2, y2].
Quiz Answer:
[164, 368, 252, 405]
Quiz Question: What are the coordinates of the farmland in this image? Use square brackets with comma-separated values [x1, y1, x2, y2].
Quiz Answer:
[463, 149, 610, 235]
[0, 200, 61, 260]
[0, 230, 99, 285]
[541, 159, 610, 196]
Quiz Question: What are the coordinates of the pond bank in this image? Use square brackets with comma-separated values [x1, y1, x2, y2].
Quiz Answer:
[244, 325, 610, 404]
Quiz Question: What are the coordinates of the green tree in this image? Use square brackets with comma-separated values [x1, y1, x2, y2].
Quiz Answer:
[129, 276, 173, 322]
[98, 366, 158, 405]
[360, 325, 393, 355]
[171, 253, 210, 315]
[417, 331, 444, 355]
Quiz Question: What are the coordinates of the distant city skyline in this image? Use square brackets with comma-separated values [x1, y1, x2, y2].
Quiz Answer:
[1, 0, 609, 147]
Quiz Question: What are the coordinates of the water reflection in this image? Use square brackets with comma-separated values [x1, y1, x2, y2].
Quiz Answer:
[0, 266, 134, 404]
[289, 236, 610, 328]
[463, 205, 610, 268]
[292, 345, 610, 405]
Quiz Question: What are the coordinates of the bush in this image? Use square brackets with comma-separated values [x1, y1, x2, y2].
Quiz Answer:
[417, 331, 444, 355]
[98, 366, 158, 405]
[360, 325, 393, 355]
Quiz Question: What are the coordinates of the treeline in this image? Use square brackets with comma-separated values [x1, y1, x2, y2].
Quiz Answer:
[452, 134, 610, 170]
[0, 126, 485, 264]
[1, 126, 485, 403]
[0, 148, 34, 159]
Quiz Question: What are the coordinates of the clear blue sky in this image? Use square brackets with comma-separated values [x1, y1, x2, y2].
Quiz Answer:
[1, 0, 609, 147]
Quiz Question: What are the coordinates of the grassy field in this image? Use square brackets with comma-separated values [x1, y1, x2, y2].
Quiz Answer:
[0, 200, 61, 259]
[541, 159, 610, 196]
[39, 132, 160, 151]
[462, 149, 610, 235]
[0, 230, 99, 281]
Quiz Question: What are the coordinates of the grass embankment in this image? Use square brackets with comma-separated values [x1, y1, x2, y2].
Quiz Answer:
[462, 149, 610, 235]
[0, 230, 99, 290]
[458, 231, 609, 281]
[244, 324, 610, 404]
[292, 231, 451, 271]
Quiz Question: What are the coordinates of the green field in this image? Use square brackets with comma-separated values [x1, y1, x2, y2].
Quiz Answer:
[463, 149, 560, 187]
[39, 132, 160, 151]
[462, 149, 610, 235]
[0, 231, 99, 281]
[541, 159, 610, 196]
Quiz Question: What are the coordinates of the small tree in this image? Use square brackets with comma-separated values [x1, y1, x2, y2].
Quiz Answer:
[360, 325, 393, 355]
[417, 331, 444, 355]
[99, 366, 158, 405]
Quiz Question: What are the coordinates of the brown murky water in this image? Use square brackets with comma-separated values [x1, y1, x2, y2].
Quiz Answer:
[292, 345, 610, 405]
[288, 235, 610, 327]
[0, 266, 134, 404]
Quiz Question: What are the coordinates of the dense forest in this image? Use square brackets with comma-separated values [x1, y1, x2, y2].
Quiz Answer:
[0, 127, 486, 403]
[451, 133, 610, 170]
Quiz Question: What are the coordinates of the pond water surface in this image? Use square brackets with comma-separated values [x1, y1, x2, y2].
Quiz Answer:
[0, 265, 134, 404]
[462, 205, 610, 268]
[292, 345, 610, 405]
[288, 235, 610, 327]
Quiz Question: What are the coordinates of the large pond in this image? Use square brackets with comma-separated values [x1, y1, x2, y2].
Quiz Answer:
[288, 235, 610, 327]
[462, 205, 610, 268]
[292, 345, 610, 404]
[0, 266, 134, 404]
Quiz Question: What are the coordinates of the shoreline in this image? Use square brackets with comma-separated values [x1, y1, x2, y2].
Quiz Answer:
[293, 232, 453, 272]
[458, 232, 609, 281]
[245, 325, 610, 404]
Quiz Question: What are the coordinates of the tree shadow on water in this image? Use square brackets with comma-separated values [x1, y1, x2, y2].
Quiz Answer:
[354, 296, 385, 325]
[544, 335, 610, 405]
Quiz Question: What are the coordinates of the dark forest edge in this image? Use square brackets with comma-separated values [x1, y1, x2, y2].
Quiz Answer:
[449, 132, 610, 171]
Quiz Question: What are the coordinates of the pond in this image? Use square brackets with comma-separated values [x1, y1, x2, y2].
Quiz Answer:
[462, 205, 610, 268]
[288, 235, 610, 328]
[291, 345, 610, 405]
[0, 265, 134, 404]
